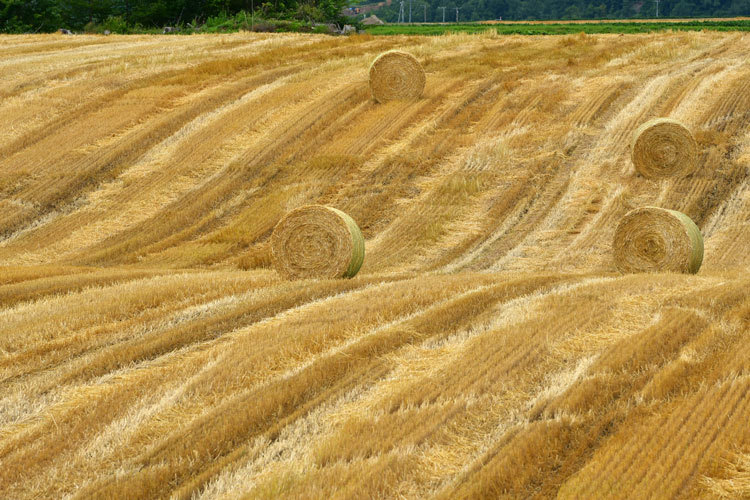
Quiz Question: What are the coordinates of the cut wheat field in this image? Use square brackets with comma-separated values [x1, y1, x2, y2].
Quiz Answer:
[0, 31, 749, 499]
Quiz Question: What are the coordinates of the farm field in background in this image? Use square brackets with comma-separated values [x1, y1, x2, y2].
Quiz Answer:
[0, 31, 749, 499]
[365, 19, 750, 35]
[477, 16, 750, 23]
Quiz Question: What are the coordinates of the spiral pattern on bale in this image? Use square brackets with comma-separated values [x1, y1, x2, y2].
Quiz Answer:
[369, 50, 425, 103]
[613, 207, 703, 274]
[271, 205, 365, 280]
[631, 118, 698, 179]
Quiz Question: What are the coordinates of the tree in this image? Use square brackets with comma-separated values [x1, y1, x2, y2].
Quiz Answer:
[0, 0, 63, 32]
[670, 0, 698, 14]
[563, 3, 581, 16]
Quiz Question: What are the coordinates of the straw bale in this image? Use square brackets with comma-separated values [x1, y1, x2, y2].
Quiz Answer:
[271, 205, 365, 279]
[369, 50, 425, 103]
[613, 206, 703, 274]
[631, 118, 698, 178]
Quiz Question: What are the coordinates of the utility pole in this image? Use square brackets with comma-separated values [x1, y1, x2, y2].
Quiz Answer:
[439, 6, 446, 22]
[654, 0, 659, 17]
[409, 0, 412, 23]
[455, 6, 459, 22]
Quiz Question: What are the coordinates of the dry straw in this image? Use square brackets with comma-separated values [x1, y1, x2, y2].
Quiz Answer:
[271, 205, 365, 280]
[631, 118, 698, 178]
[369, 50, 426, 103]
[613, 206, 703, 274]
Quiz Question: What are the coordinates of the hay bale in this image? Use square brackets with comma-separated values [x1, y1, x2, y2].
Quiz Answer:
[369, 50, 425, 103]
[271, 205, 365, 280]
[631, 118, 698, 178]
[613, 206, 703, 274]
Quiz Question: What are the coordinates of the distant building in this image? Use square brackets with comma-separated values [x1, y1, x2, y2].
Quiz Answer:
[363, 14, 385, 25]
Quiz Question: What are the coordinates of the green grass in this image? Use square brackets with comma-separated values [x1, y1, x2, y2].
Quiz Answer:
[365, 20, 750, 35]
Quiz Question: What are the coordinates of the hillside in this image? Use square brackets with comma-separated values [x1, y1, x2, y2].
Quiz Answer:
[0, 32, 749, 499]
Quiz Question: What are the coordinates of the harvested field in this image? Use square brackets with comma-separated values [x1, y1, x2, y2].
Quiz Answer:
[0, 31, 749, 499]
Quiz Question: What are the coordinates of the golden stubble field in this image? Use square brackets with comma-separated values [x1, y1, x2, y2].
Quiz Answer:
[0, 31, 748, 499]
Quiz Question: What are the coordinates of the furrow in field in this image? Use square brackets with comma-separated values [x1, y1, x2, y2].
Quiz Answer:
[199, 275, 699, 498]
[0, 36, 373, 242]
[68, 276, 556, 499]
[0, 69, 301, 264]
[447, 308, 707, 499]
[0, 274, 427, 497]
[555, 292, 750, 498]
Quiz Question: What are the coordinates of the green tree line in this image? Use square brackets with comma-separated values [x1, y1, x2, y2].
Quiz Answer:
[1, 0, 747, 32]
[0, 0, 348, 32]
[371, 0, 749, 22]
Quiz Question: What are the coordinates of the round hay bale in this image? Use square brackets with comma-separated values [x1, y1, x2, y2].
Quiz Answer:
[631, 118, 698, 178]
[369, 50, 425, 103]
[271, 205, 365, 280]
[613, 207, 703, 274]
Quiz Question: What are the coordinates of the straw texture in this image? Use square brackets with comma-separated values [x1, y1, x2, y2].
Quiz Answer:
[613, 206, 704, 274]
[369, 50, 425, 103]
[271, 205, 365, 279]
[631, 118, 698, 178]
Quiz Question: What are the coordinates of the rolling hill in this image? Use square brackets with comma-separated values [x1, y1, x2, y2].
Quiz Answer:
[0, 31, 749, 499]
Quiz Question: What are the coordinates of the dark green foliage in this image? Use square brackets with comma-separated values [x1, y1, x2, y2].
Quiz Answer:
[1, 0, 746, 33]
[367, 0, 749, 23]
[1, 0, 63, 32]
[0, 0, 350, 32]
